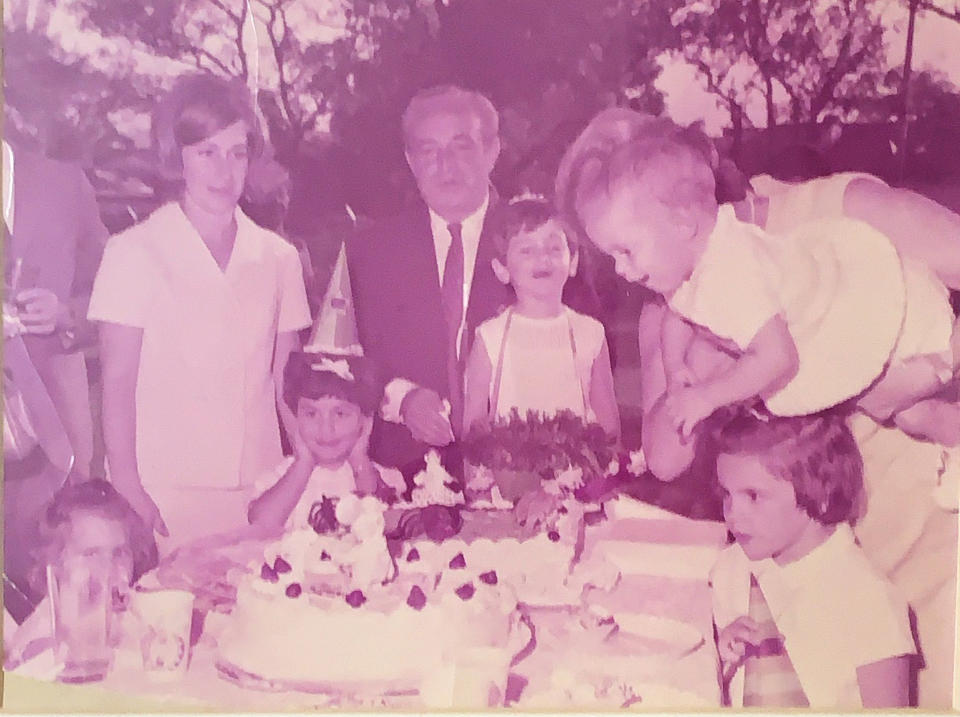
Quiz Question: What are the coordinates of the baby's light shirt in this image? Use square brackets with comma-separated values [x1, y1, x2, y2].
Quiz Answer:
[668, 204, 784, 352]
[711, 524, 916, 709]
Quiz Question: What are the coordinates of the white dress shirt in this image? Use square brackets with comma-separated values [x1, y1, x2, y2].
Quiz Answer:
[382, 194, 490, 424]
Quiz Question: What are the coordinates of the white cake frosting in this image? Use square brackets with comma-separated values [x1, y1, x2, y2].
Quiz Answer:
[216, 498, 522, 706]
[402, 450, 464, 507]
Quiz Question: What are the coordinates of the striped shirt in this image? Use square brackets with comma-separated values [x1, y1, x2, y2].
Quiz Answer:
[742, 575, 809, 707]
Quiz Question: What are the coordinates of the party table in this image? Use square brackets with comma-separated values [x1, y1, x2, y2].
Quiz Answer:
[6, 497, 728, 711]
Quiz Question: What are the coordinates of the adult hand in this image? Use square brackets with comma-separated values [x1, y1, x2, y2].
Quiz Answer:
[717, 615, 761, 667]
[663, 384, 716, 440]
[121, 482, 169, 538]
[14, 288, 68, 335]
[400, 387, 454, 446]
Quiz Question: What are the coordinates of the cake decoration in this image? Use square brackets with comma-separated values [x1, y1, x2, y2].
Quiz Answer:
[406, 585, 427, 610]
[455, 582, 475, 600]
[285, 583, 302, 598]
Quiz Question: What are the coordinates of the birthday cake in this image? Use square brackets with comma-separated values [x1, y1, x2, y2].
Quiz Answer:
[215, 494, 523, 706]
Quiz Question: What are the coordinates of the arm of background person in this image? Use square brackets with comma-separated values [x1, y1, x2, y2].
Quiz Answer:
[589, 337, 621, 439]
[843, 178, 960, 290]
[66, 166, 109, 349]
[273, 329, 300, 442]
[99, 321, 167, 536]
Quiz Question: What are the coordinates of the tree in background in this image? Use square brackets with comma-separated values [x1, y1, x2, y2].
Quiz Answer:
[919, 0, 960, 22]
[672, 0, 886, 137]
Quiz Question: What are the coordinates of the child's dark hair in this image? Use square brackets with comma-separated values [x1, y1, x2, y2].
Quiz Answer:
[30, 479, 159, 596]
[491, 196, 578, 262]
[714, 411, 863, 525]
[283, 350, 382, 416]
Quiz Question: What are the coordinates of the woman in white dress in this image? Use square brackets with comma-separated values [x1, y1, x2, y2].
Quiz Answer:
[89, 73, 311, 551]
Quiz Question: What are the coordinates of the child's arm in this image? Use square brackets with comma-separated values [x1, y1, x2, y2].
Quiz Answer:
[665, 315, 799, 437]
[660, 309, 697, 391]
[247, 456, 313, 528]
[462, 333, 493, 434]
[858, 352, 955, 423]
[589, 336, 621, 439]
[856, 655, 911, 707]
[844, 178, 960, 290]
[348, 417, 388, 497]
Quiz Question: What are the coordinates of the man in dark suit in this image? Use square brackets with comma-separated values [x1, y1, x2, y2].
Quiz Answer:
[347, 86, 513, 474]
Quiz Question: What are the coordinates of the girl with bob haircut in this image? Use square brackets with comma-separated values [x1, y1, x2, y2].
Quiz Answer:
[89, 72, 312, 551]
[248, 351, 406, 530]
[710, 411, 915, 709]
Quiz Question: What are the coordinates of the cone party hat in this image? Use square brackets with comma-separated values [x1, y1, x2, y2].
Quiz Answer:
[305, 240, 362, 356]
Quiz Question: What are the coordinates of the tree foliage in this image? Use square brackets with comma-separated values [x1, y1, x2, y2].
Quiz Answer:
[673, 0, 886, 129]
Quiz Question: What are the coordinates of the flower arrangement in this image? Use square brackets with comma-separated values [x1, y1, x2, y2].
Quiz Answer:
[461, 409, 620, 501]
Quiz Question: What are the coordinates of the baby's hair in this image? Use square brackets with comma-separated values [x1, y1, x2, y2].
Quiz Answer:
[283, 350, 382, 416]
[490, 195, 577, 261]
[555, 108, 717, 245]
[714, 411, 863, 525]
[30, 479, 159, 596]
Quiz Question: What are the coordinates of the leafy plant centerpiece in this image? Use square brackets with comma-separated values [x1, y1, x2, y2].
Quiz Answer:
[461, 409, 619, 505]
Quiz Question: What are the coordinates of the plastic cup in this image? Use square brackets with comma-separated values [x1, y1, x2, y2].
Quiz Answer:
[47, 561, 113, 683]
[132, 589, 195, 681]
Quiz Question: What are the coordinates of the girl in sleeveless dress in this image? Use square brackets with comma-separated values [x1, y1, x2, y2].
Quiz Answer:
[461, 196, 619, 439]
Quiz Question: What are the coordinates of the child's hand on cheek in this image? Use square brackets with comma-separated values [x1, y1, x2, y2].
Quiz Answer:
[348, 416, 375, 474]
[717, 615, 760, 666]
[291, 424, 318, 468]
[664, 384, 716, 439]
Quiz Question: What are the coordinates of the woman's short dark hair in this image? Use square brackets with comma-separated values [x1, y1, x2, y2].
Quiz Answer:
[152, 72, 264, 181]
[283, 351, 382, 416]
[714, 411, 863, 525]
[30, 479, 159, 596]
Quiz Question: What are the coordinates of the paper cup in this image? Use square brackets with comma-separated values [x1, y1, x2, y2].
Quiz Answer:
[132, 588, 194, 680]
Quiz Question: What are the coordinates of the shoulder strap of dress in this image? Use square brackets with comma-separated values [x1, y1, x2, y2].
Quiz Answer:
[488, 307, 514, 421]
[565, 307, 590, 419]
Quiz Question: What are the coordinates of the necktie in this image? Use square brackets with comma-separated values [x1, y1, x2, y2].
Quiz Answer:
[441, 223, 465, 436]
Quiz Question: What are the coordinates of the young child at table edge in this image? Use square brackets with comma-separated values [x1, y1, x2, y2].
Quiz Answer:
[709, 411, 915, 709]
[247, 350, 406, 530]
[4, 479, 159, 670]
[572, 119, 799, 439]
[461, 196, 620, 438]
